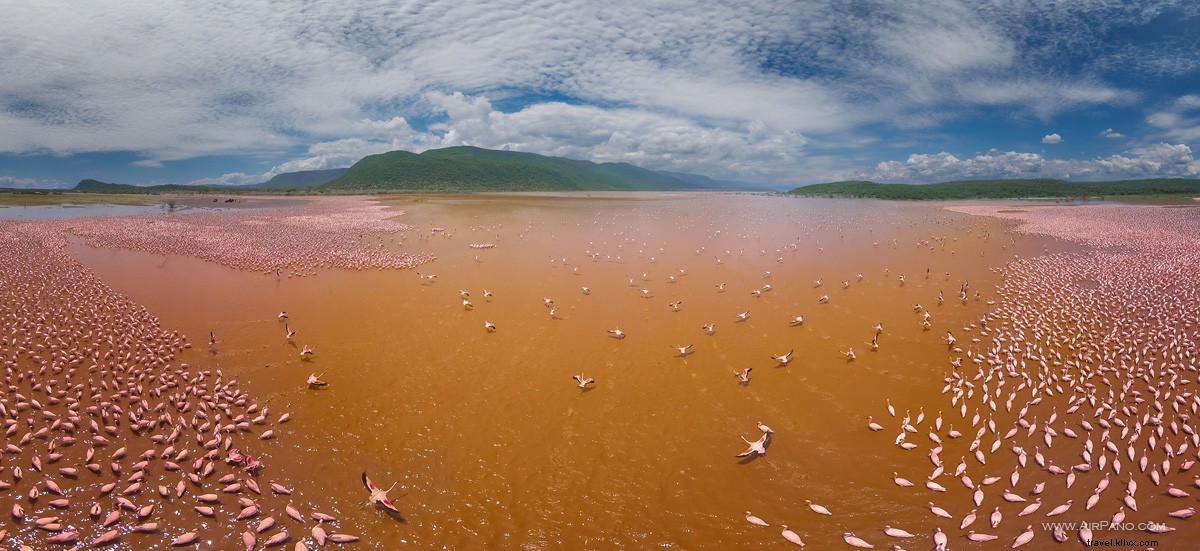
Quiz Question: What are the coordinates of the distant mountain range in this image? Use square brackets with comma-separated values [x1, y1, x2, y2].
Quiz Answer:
[789, 178, 1200, 199]
[245, 168, 348, 189]
[320, 146, 697, 191]
[54, 146, 769, 193]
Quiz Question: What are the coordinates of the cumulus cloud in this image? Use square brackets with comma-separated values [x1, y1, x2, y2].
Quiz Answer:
[182, 172, 270, 187]
[0, 0, 1192, 182]
[0, 175, 69, 189]
[851, 143, 1200, 183]
[272, 92, 809, 181]
[1099, 128, 1125, 138]
[1042, 133, 1062, 144]
[1147, 95, 1200, 143]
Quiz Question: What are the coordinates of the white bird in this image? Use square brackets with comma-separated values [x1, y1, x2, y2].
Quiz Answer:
[757, 422, 774, 434]
[672, 344, 693, 357]
[572, 375, 595, 389]
[607, 328, 625, 339]
[362, 472, 400, 513]
[805, 500, 831, 515]
[734, 368, 752, 383]
[772, 350, 794, 366]
[735, 311, 750, 322]
[1012, 525, 1034, 548]
[484, 321, 497, 332]
[883, 525, 914, 538]
[737, 433, 769, 457]
[843, 532, 873, 548]
[789, 315, 804, 326]
[780, 525, 804, 546]
[745, 511, 769, 526]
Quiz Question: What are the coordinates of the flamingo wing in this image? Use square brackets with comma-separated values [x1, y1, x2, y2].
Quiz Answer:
[362, 472, 377, 492]
[380, 498, 399, 512]
[737, 446, 755, 458]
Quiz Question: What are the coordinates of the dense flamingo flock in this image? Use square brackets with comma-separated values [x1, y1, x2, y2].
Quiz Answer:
[861, 204, 1200, 549]
[0, 200, 418, 549]
[69, 197, 432, 276]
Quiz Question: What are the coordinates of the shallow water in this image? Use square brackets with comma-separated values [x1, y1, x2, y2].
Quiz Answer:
[61, 193, 1100, 549]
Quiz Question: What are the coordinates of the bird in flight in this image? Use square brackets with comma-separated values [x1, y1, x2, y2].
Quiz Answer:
[362, 472, 400, 513]
[572, 375, 595, 389]
[737, 432, 770, 457]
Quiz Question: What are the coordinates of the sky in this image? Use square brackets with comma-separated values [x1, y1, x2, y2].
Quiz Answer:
[1, 0, 1199, 189]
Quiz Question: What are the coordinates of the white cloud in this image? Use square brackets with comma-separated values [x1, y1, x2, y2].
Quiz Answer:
[1042, 133, 1062, 144]
[1147, 95, 1200, 143]
[0, 0, 1189, 182]
[272, 92, 809, 182]
[0, 175, 69, 189]
[851, 143, 1200, 183]
[183, 172, 270, 187]
[1099, 128, 1125, 138]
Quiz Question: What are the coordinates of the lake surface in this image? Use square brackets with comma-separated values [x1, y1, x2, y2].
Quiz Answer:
[61, 193, 1069, 548]
[6, 193, 1195, 550]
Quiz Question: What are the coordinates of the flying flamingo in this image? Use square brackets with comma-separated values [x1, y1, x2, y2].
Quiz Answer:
[772, 350, 794, 366]
[572, 375, 595, 389]
[361, 473, 400, 513]
[737, 433, 769, 457]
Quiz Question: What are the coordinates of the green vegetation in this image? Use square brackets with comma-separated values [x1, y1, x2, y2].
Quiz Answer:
[248, 169, 347, 189]
[788, 178, 1200, 200]
[321, 146, 698, 192]
[70, 179, 227, 194]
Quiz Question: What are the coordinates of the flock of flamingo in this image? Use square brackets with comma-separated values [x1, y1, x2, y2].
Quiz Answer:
[1, 195, 1197, 549]
[0, 199, 423, 549]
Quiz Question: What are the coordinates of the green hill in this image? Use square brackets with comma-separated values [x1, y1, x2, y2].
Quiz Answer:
[247, 168, 347, 190]
[72, 179, 148, 194]
[789, 178, 1200, 199]
[321, 146, 700, 192]
[69, 179, 226, 194]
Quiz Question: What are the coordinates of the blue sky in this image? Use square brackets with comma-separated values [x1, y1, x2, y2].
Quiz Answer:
[1, 1, 1198, 188]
